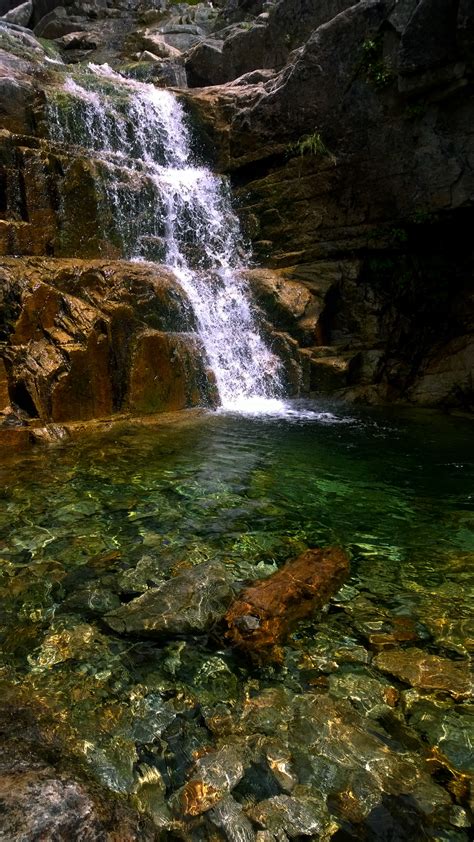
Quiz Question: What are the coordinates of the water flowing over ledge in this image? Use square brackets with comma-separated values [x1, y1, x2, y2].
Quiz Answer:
[47, 64, 287, 415]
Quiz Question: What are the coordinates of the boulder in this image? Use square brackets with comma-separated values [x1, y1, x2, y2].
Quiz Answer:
[105, 560, 235, 636]
[34, 6, 86, 38]
[55, 29, 102, 50]
[1, 0, 32, 26]
[224, 546, 349, 660]
[140, 30, 181, 59]
[0, 258, 212, 423]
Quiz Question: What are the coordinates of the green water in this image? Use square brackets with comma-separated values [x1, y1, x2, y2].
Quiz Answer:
[0, 402, 472, 838]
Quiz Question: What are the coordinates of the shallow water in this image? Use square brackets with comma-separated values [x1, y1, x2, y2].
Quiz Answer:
[0, 402, 472, 837]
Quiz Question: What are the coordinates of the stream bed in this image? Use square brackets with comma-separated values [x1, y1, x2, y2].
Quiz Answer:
[0, 402, 472, 840]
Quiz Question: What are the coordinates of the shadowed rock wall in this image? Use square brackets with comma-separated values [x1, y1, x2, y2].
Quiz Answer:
[185, 0, 474, 409]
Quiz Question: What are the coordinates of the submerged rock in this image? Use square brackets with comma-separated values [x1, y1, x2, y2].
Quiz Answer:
[210, 795, 257, 841]
[173, 744, 247, 817]
[105, 560, 235, 636]
[374, 648, 471, 700]
[0, 688, 157, 841]
[247, 793, 330, 838]
[224, 546, 349, 660]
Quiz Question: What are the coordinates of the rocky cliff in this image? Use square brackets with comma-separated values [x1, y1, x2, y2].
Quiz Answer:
[185, 0, 474, 408]
[0, 0, 473, 438]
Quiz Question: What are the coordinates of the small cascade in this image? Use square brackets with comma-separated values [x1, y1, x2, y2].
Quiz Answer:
[46, 66, 287, 412]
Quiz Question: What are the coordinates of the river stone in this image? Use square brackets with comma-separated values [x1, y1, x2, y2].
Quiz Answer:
[0, 689, 157, 841]
[404, 696, 474, 774]
[374, 649, 472, 700]
[210, 795, 256, 841]
[173, 744, 247, 816]
[246, 793, 330, 838]
[105, 560, 235, 636]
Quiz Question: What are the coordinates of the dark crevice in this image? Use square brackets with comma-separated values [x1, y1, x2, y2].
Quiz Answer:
[10, 382, 39, 418]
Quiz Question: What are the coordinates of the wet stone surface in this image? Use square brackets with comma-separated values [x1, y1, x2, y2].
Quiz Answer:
[105, 559, 235, 636]
[0, 407, 472, 839]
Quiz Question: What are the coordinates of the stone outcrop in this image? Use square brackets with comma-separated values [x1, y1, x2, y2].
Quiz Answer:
[184, 0, 474, 409]
[224, 546, 350, 660]
[0, 258, 217, 424]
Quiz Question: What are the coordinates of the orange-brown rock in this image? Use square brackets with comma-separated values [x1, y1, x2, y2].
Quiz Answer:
[0, 359, 10, 411]
[374, 648, 472, 700]
[224, 546, 349, 661]
[0, 426, 31, 452]
[1, 258, 217, 423]
[127, 330, 217, 414]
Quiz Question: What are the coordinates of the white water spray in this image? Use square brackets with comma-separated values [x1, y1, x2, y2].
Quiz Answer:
[47, 66, 287, 413]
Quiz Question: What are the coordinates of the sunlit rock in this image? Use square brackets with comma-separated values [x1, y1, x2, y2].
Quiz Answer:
[105, 559, 235, 636]
[173, 744, 247, 816]
[374, 648, 471, 700]
[210, 794, 257, 841]
[246, 792, 330, 838]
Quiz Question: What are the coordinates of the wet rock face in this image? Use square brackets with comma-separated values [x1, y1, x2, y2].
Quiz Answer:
[0, 258, 216, 424]
[224, 547, 350, 660]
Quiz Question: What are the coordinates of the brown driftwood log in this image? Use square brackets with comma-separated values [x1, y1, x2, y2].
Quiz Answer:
[224, 546, 349, 661]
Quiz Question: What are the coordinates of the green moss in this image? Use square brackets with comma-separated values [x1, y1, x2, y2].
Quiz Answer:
[37, 38, 63, 62]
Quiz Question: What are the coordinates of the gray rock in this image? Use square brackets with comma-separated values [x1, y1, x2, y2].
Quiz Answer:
[210, 795, 257, 842]
[186, 38, 226, 87]
[34, 6, 85, 38]
[105, 560, 235, 636]
[2, 0, 32, 26]
[399, 0, 459, 77]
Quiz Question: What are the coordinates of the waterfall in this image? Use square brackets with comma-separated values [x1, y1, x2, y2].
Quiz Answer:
[47, 66, 286, 413]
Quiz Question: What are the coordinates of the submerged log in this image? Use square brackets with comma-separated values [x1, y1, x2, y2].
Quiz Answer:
[224, 546, 349, 661]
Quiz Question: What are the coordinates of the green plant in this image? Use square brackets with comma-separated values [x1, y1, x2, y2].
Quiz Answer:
[361, 37, 394, 88]
[289, 131, 336, 164]
[410, 209, 431, 224]
[403, 103, 426, 120]
[390, 227, 408, 244]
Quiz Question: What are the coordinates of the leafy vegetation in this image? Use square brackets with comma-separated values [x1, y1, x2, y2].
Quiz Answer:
[288, 131, 336, 164]
[362, 38, 394, 88]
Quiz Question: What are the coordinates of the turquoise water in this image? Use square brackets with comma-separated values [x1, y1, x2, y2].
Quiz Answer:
[0, 402, 472, 837]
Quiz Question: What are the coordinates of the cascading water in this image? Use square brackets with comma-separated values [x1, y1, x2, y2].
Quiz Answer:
[47, 66, 287, 413]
